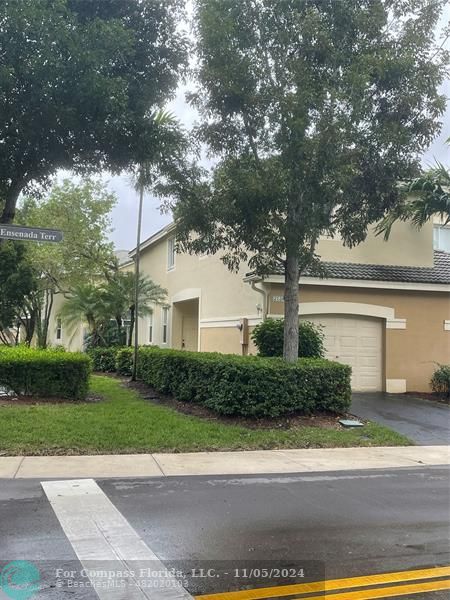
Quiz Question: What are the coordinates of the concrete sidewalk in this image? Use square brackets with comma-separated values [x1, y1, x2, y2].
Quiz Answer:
[0, 445, 448, 479]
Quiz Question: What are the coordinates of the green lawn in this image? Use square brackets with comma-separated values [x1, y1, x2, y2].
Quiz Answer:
[0, 375, 412, 455]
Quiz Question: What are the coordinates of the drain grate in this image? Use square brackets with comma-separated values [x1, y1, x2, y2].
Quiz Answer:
[339, 418, 364, 428]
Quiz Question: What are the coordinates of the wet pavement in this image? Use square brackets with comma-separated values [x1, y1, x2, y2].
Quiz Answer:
[0, 466, 449, 598]
[351, 392, 450, 445]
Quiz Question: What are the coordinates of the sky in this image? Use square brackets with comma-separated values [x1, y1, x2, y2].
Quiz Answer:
[106, 10, 450, 252]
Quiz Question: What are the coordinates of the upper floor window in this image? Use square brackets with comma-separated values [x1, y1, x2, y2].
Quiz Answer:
[56, 318, 62, 341]
[433, 225, 450, 253]
[167, 236, 176, 270]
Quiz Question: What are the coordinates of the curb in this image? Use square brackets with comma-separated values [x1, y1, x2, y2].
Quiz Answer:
[0, 446, 448, 479]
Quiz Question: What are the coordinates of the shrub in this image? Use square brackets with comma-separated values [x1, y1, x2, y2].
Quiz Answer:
[116, 347, 134, 376]
[84, 321, 126, 350]
[251, 318, 325, 358]
[430, 364, 450, 400]
[138, 347, 351, 418]
[87, 347, 118, 372]
[0, 347, 91, 400]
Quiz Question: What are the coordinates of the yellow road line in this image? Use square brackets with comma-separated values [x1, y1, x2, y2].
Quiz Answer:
[195, 566, 450, 600]
[291, 578, 450, 600]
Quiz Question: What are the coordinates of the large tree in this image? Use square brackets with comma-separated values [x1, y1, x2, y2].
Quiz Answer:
[0, 0, 187, 223]
[17, 178, 117, 347]
[173, 0, 448, 360]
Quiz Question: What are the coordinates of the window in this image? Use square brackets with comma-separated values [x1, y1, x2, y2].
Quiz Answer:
[56, 318, 62, 341]
[433, 226, 450, 253]
[148, 313, 153, 343]
[162, 307, 169, 344]
[167, 236, 176, 270]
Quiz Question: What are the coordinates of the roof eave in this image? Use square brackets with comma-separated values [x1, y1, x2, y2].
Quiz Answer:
[129, 222, 176, 258]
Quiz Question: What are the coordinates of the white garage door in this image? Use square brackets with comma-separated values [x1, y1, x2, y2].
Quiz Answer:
[304, 315, 383, 392]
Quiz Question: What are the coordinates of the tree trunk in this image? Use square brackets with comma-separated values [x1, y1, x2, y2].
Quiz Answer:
[115, 315, 123, 344]
[128, 307, 135, 347]
[0, 185, 21, 225]
[0, 329, 13, 345]
[25, 310, 36, 345]
[283, 248, 299, 362]
[20, 297, 37, 346]
[36, 289, 54, 349]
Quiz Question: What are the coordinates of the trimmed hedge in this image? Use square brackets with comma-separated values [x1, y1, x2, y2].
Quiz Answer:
[137, 347, 351, 417]
[0, 347, 92, 400]
[116, 347, 134, 376]
[87, 347, 119, 373]
[87, 346, 134, 376]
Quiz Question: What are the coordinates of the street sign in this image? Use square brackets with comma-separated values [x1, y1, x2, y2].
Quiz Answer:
[0, 224, 63, 243]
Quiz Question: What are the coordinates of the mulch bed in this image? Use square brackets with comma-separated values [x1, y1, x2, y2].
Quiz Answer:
[125, 379, 355, 430]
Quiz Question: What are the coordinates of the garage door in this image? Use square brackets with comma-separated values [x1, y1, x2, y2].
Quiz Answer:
[303, 315, 383, 392]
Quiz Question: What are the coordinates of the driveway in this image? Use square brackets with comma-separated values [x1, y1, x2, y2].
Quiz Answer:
[351, 392, 450, 445]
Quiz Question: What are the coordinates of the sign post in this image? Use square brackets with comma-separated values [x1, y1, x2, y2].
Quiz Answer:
[0, 224, 63, 243]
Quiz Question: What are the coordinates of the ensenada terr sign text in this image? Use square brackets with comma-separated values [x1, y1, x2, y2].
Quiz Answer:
[0, 225, 63, 243]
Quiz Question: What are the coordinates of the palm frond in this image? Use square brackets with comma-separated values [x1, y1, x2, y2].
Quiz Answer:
[377, 157, 450, 238]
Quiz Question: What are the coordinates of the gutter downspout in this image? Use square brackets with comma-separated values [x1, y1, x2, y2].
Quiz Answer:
[250, 281, 269, 320]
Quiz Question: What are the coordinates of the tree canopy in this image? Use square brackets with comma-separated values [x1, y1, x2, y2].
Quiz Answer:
[14, 178, 117, 347]
[20, 178, 117, 289]
[0, 242, 36, 344]
[60, 272, 167, 348]
[173, 0, 448, 360]
[0, 0, 187, 223]
[100, 271, 167, 347]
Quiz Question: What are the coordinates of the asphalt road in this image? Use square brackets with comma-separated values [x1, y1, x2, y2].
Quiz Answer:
[0, 466, 449, 599]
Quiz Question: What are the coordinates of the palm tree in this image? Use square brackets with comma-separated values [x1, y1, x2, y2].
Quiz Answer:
[129, 109, 186, 376]
[60, 283, 108, 347]
[101, 272, 167, 346]
[377, 140, 450, 239]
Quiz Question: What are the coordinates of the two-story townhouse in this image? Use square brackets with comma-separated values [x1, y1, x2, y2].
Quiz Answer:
[130, 220, 449, 394]
[49, 219, 450, 394]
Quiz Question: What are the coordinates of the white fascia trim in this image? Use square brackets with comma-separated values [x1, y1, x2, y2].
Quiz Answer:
[386, 318, 407, 330]
[298, 301, 395, 321]
[271, 302, 406, 329]
[171, 288, 201, 303]
[200, 315, 262, 328]
[243, 273, 261, 283]
[263, 274, 450, 293]
[129, 222, 176, 257]
[444, 320, 450, 331]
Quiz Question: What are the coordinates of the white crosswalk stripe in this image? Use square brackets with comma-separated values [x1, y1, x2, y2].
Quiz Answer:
[42, 478, 195, 600]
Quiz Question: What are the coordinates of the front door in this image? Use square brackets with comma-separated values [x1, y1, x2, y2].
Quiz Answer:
[182, 315, 198, 351]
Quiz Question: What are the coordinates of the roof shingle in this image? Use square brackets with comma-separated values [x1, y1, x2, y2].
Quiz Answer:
[312, 250, 450, 285]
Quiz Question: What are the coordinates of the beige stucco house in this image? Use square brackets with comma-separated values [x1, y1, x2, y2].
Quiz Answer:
[50, 219, 450, 394]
